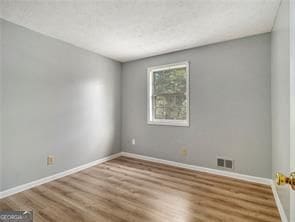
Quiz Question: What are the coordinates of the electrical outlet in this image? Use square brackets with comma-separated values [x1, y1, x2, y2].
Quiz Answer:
[47, 155, 55, 165]
[180, 147, 188, 156]
[131, 138, 136, 145]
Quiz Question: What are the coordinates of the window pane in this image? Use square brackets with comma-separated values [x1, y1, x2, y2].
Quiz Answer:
[153, 67, 186, 95]
[175, 94, 186, 106]
[155, 107, 165, 119]
[154, 94, 187, 120]
[154, 94, 186, 108]
[155, 106, 186, 120]
[154, 95, 168, 107]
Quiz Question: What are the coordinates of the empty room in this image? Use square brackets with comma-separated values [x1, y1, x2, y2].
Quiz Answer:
[0, 0, 294, 221]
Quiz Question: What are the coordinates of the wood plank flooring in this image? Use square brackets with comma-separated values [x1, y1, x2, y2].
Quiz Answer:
[0, 156, 280, 222]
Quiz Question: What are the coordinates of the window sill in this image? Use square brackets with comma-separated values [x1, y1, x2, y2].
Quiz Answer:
[147, 120, 189, 127]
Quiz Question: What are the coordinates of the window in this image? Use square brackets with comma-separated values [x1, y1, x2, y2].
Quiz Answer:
[147, 61, 189, 126]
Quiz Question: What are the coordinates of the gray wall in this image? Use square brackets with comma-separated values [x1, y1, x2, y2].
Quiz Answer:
[271, 0, 291, 219]
[0, 19, 3, 191]
[121, 33, 272, 178]
[1, 20, 121, 191]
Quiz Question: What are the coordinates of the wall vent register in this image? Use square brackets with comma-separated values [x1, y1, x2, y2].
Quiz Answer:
[217, 157, 234, 169]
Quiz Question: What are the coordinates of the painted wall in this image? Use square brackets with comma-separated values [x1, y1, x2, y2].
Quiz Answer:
[271, 0, 291, 220]
[1, 20, 121, 191]
[121, 33, 272, 178]
[0, 19, 3, 191]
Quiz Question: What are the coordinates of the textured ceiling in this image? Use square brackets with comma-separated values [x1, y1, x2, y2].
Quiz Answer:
[0, 0, 281, 62]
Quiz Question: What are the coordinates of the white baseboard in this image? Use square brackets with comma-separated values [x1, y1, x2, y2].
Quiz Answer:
[0, 152, 121, 199]
[271, 182, 289, 222]
[121, 152, 272, 185]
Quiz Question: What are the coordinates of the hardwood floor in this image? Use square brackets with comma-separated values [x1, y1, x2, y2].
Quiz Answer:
[0, 156, 280, 222]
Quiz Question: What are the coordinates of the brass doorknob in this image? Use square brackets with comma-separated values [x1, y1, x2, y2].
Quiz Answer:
[276, 172, 295, 190]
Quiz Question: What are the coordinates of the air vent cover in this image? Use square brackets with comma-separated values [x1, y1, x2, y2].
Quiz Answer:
[217, 158, 225, 167]
[217, 157, 234, 170]
[225, 159, 233, 169]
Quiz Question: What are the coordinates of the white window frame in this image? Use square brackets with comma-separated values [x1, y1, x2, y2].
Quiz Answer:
[147, 61, 190, 127]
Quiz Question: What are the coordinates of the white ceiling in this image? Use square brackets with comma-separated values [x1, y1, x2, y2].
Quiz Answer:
[0, 0, 281, 62]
